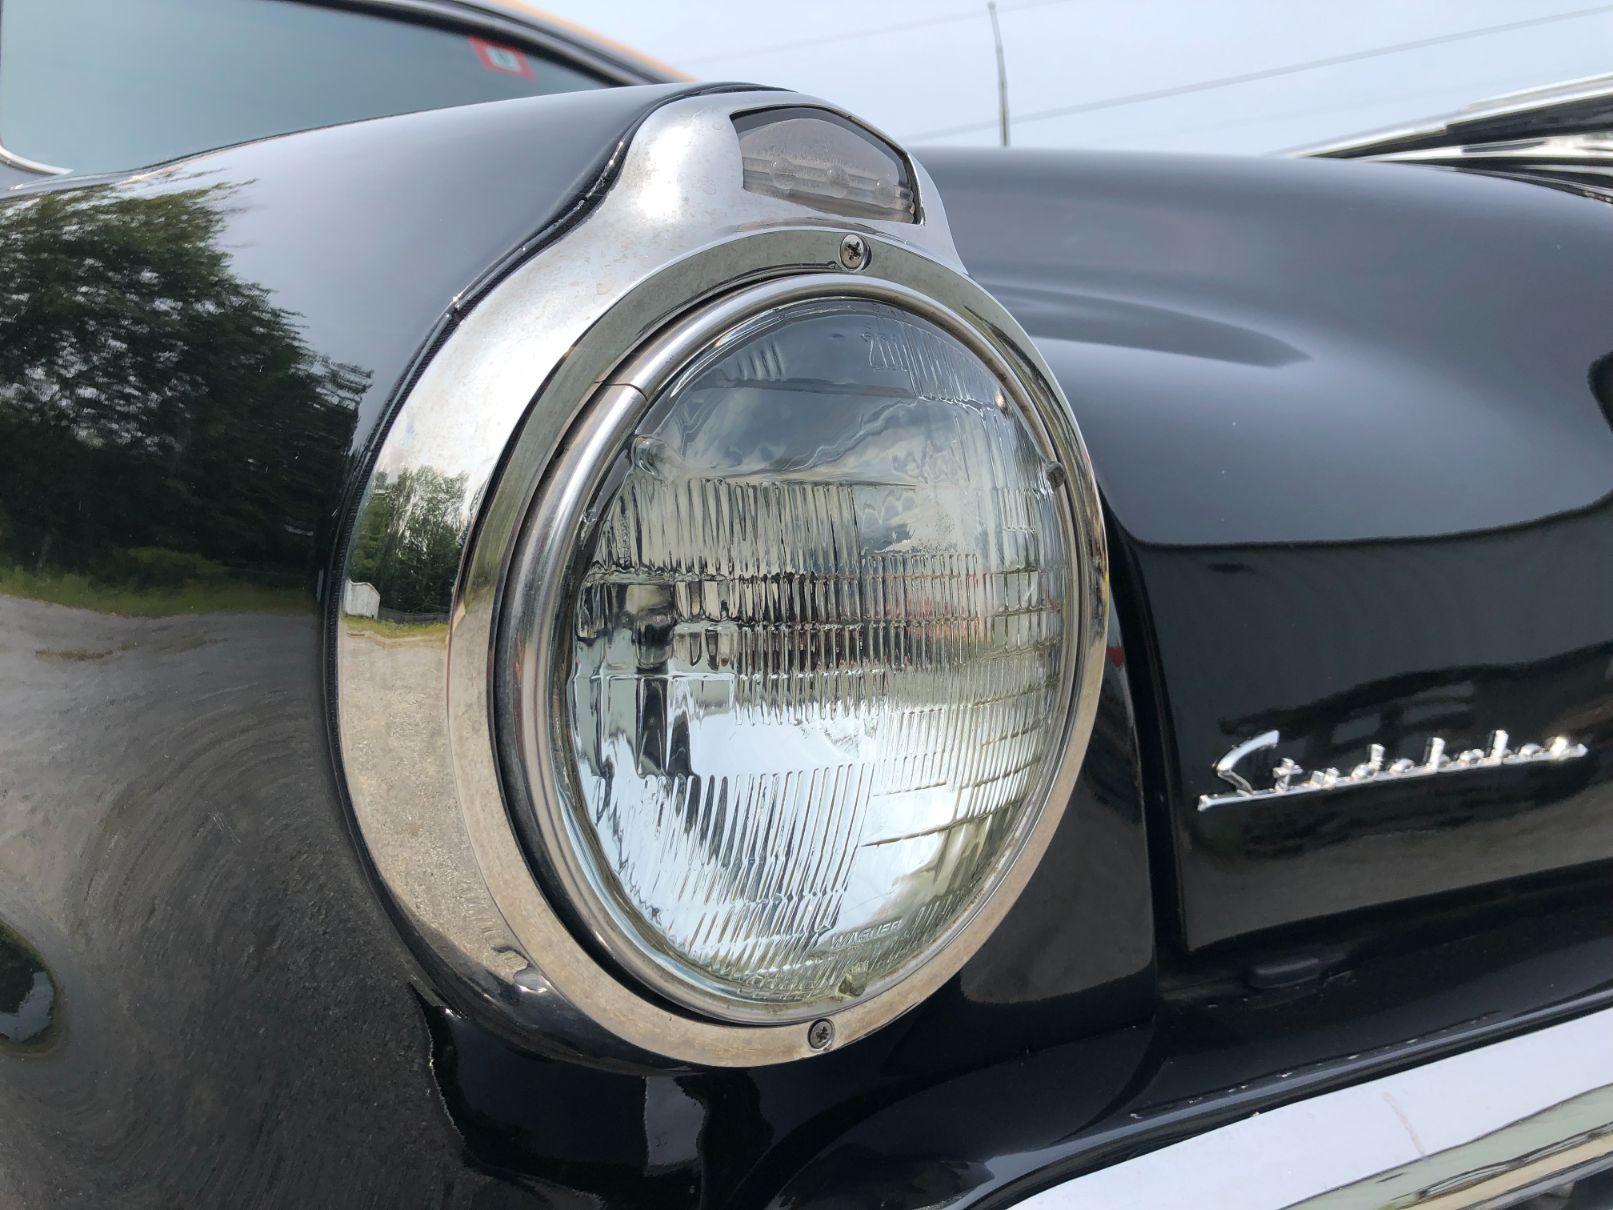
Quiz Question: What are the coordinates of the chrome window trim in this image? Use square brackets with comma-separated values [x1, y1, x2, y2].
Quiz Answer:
[1286, 71, 1613, 159]
[1015, 1005, 1613, 1210]
[0, 143, 66, 177]
[333, 91, 1109, 1067]
[316, 0, 679, 85]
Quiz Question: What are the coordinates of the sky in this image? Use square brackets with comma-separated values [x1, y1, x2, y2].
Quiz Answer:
[540, 0, 1613, 154]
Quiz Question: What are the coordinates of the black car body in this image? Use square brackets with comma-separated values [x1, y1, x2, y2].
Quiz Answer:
[2, 3, 1612, 1208]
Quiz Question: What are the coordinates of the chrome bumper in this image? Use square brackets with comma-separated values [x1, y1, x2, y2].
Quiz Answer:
[1019, 1005, 1613, 1209]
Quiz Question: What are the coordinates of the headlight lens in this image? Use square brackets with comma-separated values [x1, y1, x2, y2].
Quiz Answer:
[546, 297, 1076, 1020]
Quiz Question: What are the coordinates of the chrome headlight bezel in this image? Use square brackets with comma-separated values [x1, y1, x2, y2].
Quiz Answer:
[499, 274, 1092, 1026]
[334, 92, 1108, 1067]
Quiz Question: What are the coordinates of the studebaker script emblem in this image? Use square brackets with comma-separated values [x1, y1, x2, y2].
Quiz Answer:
[1198, 730, 1589, 811]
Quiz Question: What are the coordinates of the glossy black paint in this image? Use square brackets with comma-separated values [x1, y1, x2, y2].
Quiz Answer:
[0, 90, 1156, 1206]
[415, 865, 1613, 1208]
[926, 147, 1613, 950]
[7, 70, 1613, 1206]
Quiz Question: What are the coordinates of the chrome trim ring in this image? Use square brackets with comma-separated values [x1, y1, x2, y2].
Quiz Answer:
[334, 90, 1108, 1066]
[496, 274, 1101, 1026]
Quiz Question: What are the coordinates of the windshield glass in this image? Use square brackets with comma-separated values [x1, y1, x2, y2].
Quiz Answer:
[0, 0, 609, 174]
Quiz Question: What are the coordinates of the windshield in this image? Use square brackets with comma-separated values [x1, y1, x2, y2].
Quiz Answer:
[0, 0, 610, 174]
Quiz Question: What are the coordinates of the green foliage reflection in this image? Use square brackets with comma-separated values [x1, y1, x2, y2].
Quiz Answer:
[0, 181, 366, 612]
[347, 467, 468, 618]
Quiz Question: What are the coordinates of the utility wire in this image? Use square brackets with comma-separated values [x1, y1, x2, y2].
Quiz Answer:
[676, 0, 1080, 65]
[904, 3, 1613, 141]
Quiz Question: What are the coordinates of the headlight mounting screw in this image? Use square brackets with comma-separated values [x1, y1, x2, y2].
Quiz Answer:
[838, 233, 869, 272]
[808, 1018, 835, 1051]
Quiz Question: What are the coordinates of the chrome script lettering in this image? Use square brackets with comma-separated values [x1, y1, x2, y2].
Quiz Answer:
[1198, 729, 1588, 811]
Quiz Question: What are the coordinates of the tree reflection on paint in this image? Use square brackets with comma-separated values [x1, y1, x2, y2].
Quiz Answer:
[0, 181, 366, 610]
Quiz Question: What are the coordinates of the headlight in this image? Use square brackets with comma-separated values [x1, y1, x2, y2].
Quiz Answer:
[335, 91, 1107, 1066]
[503, 291, 1077, 1022]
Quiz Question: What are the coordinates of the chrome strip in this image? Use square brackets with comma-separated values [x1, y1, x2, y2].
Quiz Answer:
[1016, 1007, 1613, 1209]
[1285, 70, 1613, 159]
[0, 142, 67, 177]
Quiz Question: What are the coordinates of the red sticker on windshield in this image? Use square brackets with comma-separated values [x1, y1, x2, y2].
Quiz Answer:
[469, 37, 535, 79]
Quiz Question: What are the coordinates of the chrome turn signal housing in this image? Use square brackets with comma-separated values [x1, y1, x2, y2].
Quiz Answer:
[334, 91, 1107, 1066]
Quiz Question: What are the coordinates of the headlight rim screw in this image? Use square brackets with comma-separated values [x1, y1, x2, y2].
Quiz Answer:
[807, 1017, 835, 1051]
[838, 233, 869, 272]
